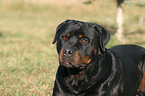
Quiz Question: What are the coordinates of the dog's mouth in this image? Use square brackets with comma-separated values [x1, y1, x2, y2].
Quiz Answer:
[61, 61, 76, 68]
[59, 48, 92, 69]
[60, 58, 91, 69]
[61, 61, 88, 69]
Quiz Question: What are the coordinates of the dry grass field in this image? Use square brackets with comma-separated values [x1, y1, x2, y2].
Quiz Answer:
[0, 0, 145, 95]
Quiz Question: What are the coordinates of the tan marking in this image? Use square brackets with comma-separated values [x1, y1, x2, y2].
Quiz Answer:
[55, 92, 61, 96]
[66, 33, 70, 37]
[139, 71, 145, 92]
[94, 48, 97, 55]
[73, 50, 79, 64]
[79, 56, 91, 64]
[59, 48, 63, 64]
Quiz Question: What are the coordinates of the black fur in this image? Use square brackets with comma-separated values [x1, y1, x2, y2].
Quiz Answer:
[52, 20, 145, 96]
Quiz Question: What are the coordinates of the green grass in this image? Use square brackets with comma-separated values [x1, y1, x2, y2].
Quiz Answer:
[0, 0, 145, 95]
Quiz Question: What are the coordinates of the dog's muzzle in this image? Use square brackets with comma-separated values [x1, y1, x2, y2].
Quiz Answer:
[63, 48, 73, 57]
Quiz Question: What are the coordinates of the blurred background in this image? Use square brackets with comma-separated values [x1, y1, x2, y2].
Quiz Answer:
[0, 0, 145, 95]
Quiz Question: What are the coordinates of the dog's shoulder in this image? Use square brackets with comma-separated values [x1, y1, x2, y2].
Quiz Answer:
[108, 44, 145, 69]
[109, 44, 145, 57]
[107, 44, 145, 74]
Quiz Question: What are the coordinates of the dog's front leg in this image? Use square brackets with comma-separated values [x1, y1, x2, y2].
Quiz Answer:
[52, 81, 61, 96]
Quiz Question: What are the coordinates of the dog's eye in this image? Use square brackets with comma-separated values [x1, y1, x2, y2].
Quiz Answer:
[61, 34, 69, 41]
[62, 37, 66, 40]
[80, 38, 88, 44]
[79, 34, 83, 38]
[61, 36, 67, 41]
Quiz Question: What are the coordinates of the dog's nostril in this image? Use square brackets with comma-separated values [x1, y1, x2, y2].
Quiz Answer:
[63, 48, 73, 56]
[68, 50, 73, 55]
[63, 50, 67, 54]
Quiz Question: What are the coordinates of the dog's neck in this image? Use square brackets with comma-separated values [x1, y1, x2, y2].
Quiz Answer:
[67, 68, 83, 74]
[67, 68, 85, 81]
[62, 53, 103, 81]
[62, 52, 103, 76]
[56, 51, 114, 94]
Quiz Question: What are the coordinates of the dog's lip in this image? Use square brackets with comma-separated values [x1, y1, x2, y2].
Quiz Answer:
[61, 61, 87, 69]
[61, 61, 76, 68]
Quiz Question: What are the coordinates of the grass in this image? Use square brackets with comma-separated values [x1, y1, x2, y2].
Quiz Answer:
[0, 0, 145, 95]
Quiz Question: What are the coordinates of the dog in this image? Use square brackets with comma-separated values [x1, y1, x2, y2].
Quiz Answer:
[52, 20, 145, 96]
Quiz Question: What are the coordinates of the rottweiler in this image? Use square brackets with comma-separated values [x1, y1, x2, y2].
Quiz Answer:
[52, 20, 145, 96]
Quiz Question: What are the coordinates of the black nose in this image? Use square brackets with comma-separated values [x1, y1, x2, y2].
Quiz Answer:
[63, 48, 73, 57]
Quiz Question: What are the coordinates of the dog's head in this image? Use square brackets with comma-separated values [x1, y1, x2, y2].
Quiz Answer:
[52, 20, 110, 69]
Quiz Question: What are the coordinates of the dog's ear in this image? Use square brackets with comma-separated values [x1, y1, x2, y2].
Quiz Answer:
[52, 20, 70, 44]
[94, 25, 110, 52]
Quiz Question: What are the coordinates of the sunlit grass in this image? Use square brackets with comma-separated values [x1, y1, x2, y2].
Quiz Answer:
[0, 0, 145, 95]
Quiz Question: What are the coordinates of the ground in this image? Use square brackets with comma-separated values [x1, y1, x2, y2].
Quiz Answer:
[0, 0, 145, 95]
